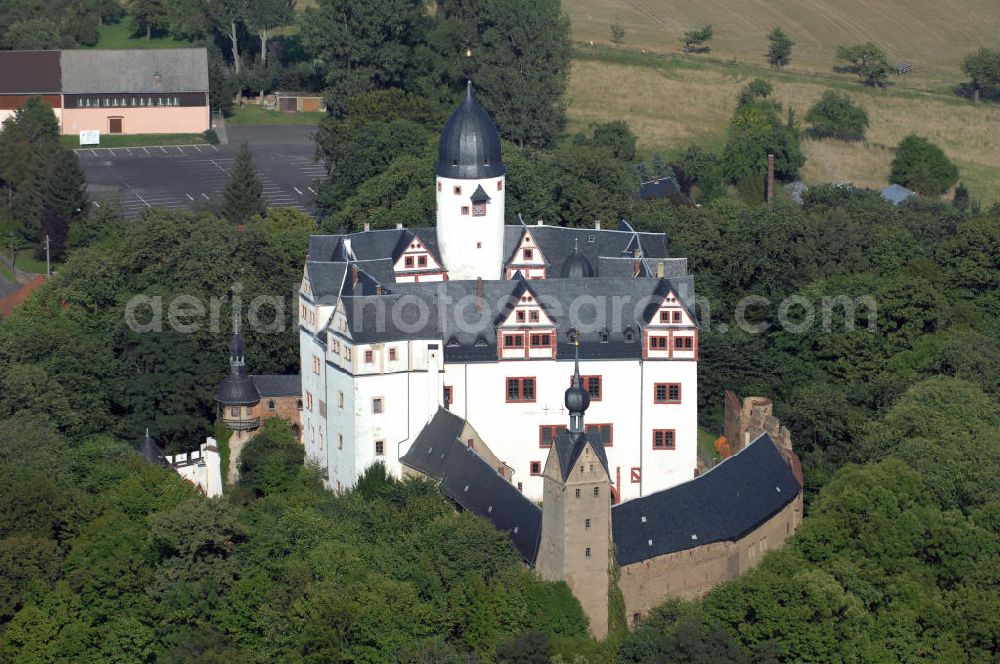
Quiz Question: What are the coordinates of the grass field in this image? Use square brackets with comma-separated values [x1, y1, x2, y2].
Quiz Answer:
[90, 22, 195, 50]
[60, 134, 209, 149]
[563, 0, 999, 92]
[566, 49, 1000, 203]
[227, 105, 325, 126]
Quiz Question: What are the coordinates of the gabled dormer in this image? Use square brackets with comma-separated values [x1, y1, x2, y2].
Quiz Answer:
[496, 281, 556, 360]
[505, 229, 548, 280]
[392, 232, 447, 283]
[643, 288, 698, 360]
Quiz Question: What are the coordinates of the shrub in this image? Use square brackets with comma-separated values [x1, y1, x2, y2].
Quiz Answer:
[804, 91, 869, 141]
[202, 129, 220, 145]
[890, 135, 958, 196]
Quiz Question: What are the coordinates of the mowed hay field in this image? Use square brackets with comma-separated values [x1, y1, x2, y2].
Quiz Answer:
[563, 0, 999, 91]
[566, 56, 1000, 202]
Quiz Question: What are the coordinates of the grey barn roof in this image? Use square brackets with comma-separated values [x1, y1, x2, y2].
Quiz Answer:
[401, 409, 542, 562]
[612, 433, 801, 566]
[60, 49, 209, 93]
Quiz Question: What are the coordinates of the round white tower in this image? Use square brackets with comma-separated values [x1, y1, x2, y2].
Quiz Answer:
[435, 81, 506, 281]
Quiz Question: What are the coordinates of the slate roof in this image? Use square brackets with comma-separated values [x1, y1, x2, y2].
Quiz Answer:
[436, 82, 506, 179]
[138, 431, 169, 467]
[401, 409, 542, 562]
[252, 374, 301, 398]
[215, 364, 260, 405]
[506, 224, 669, 279]
[308, 228, 444, 269]
[553, 429, 609, 481]
[60, 49, 209, 93]
[612, 433, 801, 566]
[304, 262, 347, 302]
[0, 51, 61, 94]
[335, 275, 696, 362]
[636, 176, 684, 202]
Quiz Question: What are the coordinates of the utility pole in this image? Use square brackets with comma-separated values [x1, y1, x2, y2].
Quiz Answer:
[6, 232, 13, 267]
[45, 234, 50, 278]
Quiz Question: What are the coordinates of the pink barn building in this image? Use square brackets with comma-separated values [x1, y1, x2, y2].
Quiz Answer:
[0, 48, 209, 137]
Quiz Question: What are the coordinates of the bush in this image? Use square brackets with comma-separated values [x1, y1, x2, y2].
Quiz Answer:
[804, 91, 869, 141]
[202, 129, 220, 145]
[890, 135, 958, 196]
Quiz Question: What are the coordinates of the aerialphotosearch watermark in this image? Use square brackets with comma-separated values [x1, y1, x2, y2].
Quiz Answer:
[123, 282, 879, 337]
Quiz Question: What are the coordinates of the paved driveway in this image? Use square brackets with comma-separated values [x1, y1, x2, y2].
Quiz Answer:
[77, 124, 325, 219]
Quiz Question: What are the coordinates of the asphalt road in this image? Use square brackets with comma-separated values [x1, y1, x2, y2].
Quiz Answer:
[77, 125, 324, 219]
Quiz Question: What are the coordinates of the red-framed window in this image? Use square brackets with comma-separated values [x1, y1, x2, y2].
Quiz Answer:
[654, 383, 682, 404]
[529, 310, 540, 322]
[375, 440, 385, 456]
[653, 429, 676, 450]
[497, 180, 503, 191]
[516, 310, 526, 323]
[404, 256, 414, 268]
[388, 347, 397, 361]
[503, 334, 524, 348]
[585, 423, 613, 446]
[649, 336, 668, 350]
[461, 206, 470, 215]
[453, 186, 462, 195]
[659, 311, 670, 323]
[673, 311, 682, 323]
[443, 385, 453, 409]
[523, 248, 534, 260]
[539, 424, 565, 448]
[674, 336, 694, 350]
[417, 255, 428, 268]
[364, 350, 374, 363]
[530, 461, 542, 476]
[530, 333, 551, 348]
[630, 467, 641, 483]
[506, 377, 536, 402]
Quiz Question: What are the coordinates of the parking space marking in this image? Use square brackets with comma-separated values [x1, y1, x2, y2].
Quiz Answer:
[201, 193, 210, 200]
[307, 186, 317, 194]
[160, 147, 168, 154]
[186, 193, 195, 201]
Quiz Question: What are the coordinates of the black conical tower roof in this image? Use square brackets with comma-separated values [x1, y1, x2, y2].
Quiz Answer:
[436, 81, 505, 180]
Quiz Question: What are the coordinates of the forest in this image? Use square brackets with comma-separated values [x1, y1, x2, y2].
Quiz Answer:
[1, 0, 999, 660]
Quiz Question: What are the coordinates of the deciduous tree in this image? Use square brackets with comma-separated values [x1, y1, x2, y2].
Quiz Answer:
[766, 27, 793, 67]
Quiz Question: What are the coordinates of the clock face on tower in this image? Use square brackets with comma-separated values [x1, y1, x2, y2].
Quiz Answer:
[472, 203, 486, 216]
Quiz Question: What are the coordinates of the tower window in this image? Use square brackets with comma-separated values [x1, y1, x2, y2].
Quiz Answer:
[585, 547, 592, 558]
[338, 433, 343, 449]
[575, 488, 581, 498]
[585, 518, 591, 529]
[443, 385, 453, 408]
[372, 397, 383, 414]
[437, 182, 442, 191]
[461, 206, 470, 215]
[497, 180, 503, 191]
[530, 461, 541, 475]
[374, 440, 385, 456]
[453, 186, 461, 195]
[594, 486, 600, 497]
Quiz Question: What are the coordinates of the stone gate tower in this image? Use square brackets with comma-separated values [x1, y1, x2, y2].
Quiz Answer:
[536, 347, 612, 639]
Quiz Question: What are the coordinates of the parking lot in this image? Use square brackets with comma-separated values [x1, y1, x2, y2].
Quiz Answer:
[77, 126, 325, 219]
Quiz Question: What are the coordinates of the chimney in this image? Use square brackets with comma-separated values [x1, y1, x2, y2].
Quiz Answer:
[594, 220, 601, 230]
[766, 154, 775, 208]
[475, 277, 483, 311]
[657, 262, 665, 278]
[351, 265, 359, 287]
[396, 222, 403, 229]
[363, 222, 371, 232]
[375, 284, 382, 296]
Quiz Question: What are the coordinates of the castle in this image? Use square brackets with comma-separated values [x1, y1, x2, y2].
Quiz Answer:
[296, 82, 699, 503]
[211, 83, 804, 637]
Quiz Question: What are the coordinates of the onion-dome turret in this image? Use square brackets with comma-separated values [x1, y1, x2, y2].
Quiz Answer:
[436, 81, 505, 180]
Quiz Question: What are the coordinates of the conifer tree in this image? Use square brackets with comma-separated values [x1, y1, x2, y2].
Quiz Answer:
[223, 144, 266, 224]
[44, 150, 88, 221]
